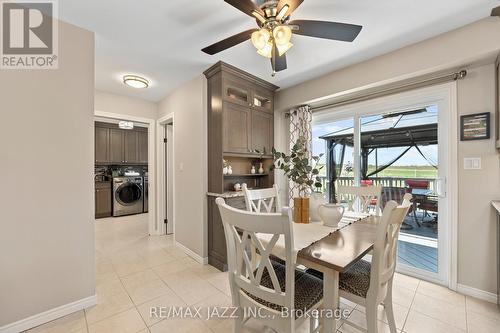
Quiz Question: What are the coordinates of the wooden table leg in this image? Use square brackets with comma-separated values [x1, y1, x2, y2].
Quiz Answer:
[321, 269, 339, 333]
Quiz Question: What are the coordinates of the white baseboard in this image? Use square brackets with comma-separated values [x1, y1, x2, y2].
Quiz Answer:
[457, 284, 498, 304]
[0, 295, 96, 333]
[175, 241, 208, 265]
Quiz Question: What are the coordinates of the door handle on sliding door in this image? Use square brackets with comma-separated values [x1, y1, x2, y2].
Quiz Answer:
[435, 177, 446, 198]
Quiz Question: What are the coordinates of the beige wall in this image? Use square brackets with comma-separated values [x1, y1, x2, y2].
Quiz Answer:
[276, 18, 500, 294]
[457, 64, 499, 294]
[158, 75, 208, 258]
[0, 21, 95, 326]
[95, 90, 158, 120]
[276, 17, 500, 112]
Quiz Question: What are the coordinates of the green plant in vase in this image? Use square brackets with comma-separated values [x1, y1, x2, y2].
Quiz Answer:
[271, 136, 324, 223]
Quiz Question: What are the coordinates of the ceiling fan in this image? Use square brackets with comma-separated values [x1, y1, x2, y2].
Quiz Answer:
[202, 0, 363, 75]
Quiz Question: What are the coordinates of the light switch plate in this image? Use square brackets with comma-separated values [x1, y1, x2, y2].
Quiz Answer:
[463, 157, 481, 170]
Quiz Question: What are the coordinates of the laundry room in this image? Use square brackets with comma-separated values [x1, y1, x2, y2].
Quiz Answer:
[94, 118, 149, 223]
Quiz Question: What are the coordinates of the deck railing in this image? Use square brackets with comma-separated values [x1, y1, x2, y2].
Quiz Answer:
[318, 176, 437, 193]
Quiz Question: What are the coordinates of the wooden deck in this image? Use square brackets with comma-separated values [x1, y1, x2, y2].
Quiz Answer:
[397, 240, 438, 273]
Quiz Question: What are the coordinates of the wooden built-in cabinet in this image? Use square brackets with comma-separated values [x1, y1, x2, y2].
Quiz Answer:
[207, 195, 247, 271]
[205, 61, 279, 271]
[95, 122, 148, 165]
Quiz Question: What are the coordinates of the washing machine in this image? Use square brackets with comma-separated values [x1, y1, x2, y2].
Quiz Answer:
[112, 176, 144, 217]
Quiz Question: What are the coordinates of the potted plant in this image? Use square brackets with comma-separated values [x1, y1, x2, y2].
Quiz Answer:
[271, 136, 324, 223]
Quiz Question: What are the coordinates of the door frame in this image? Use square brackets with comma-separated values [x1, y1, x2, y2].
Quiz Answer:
[94, 110, 157, 236]
[157, 113, 175, 237]
[312, 82, 458, 289]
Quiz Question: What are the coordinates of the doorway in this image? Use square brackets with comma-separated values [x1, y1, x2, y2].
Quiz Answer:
[157, 114, 175, 236]
[94, 111, 157, 235]
[311, 83, 457, 287]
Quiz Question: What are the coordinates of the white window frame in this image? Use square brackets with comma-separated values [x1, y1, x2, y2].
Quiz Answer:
[312, 82, 458, 288]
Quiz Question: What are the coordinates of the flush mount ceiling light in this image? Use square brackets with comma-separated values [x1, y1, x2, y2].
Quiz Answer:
[202, 0, 363, 75]
[123, 75, 149, 89]
[118, 121, 134, 130]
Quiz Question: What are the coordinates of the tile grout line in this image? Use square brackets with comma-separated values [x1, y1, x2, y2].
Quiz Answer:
[400, 280, 419, 332]
[464, 296, 469, 333]
[83, 308, 90, 333]
[118, 264, 161, 333]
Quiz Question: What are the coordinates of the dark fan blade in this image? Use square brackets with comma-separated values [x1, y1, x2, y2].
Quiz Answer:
[271, 44, 287, 72]
[202, 29, 257, 55]
[277, 0, 304, 17]
[289, 20, 362, 42]
[224, 0, 265, 17]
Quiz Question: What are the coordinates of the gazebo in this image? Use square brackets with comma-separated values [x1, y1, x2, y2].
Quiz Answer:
[319, 108, 438, 202]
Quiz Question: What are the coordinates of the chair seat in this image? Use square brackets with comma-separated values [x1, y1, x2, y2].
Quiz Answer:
[339, 260, 371, 298]
[306, 259, 372, 299]
[245, 260, 323, 317]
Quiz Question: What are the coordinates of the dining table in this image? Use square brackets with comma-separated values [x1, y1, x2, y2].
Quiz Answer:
[256, 211, 380, 333]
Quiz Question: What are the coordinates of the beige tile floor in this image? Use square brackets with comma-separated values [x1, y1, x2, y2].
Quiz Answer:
[25, 214, 500, 333]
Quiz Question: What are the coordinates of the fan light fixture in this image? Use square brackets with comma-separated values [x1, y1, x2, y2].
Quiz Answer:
[251, 26, 293, 59]
[251, 29, 270, 51]
[123, 75, 149, 89]
[201, 0, 363, 74]
[118, 121, 134, 130]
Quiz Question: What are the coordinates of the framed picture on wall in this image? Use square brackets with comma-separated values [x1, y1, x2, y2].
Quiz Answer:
[460, 112, 490, 141]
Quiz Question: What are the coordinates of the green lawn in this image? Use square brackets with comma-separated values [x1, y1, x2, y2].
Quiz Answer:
[317, 165, 438, 179]
[368, 166, 438, 179]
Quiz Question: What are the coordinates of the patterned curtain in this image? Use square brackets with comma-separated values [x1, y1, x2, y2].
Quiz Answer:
[288, 105, 312, 203]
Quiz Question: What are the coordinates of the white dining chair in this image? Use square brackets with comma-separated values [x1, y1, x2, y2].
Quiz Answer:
[216, 197, 323, 333]
[337, 193, 412, 333]
[242, 184, 281, 213]
[338, 185, 383, 215]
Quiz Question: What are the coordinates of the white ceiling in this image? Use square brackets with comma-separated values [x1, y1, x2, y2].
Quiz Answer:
[59, 0, 498, 102]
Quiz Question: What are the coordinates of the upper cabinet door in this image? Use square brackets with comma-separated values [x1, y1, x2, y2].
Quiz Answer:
[138, 131, 148, 164]
[251, 111, 274, 156]
[223, 102, 251, 154]
[251, 87, 274, 114]
[124, 130, 139, 163]
[95, 126, 110, 164]
[109, 129, 125, 163]
[222, 78, 252, 107]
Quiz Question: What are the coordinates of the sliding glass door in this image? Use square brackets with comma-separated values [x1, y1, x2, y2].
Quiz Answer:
[312, 84, 455, 286]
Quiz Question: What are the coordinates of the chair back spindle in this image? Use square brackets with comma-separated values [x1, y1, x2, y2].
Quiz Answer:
[242, 184, 281, 213]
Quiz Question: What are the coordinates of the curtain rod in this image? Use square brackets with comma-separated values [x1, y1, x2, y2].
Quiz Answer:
[310, 69, 467, 112]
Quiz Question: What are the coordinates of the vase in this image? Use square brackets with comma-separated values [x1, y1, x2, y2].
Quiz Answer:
[318, 204, 345, 228]
[227, 166, 233, 175]
[258, 163, 264, 174]
[309, 192, 327, 222]
[223, 166, 228, 175]
[251, 166, 256, 174]
[293, 197, 310, 224]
